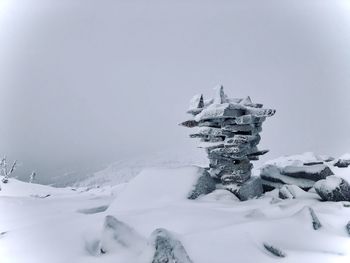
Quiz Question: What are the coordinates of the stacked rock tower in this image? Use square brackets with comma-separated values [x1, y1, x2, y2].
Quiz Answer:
[181, 86, 276, 200]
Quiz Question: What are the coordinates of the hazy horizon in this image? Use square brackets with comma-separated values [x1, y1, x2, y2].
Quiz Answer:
[1, 0, 350, 184]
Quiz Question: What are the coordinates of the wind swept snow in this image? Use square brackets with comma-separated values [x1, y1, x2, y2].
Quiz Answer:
[2, 163, 350, 263]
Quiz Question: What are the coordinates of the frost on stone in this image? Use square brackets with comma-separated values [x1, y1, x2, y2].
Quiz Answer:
[187, 94, 205, 115]
[213, 85, 228, 104]
[150, 228, 193, 263]
[240, 96, 252, 106]
[263, 243, 286, 258]
[314, 176, 350, 202]
[181, 86, 275, 200]
[187, 168, 216, 200]
[260, 165, 316, 191]
[281, 164, 333, 181]
[99, 215, 147, 254]
[278, 185, 307, 199]
[279, 185, 295, 199]
[260, 158, 334, 192]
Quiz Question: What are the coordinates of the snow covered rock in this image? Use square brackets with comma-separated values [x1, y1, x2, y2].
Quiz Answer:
[234, 176, 263, 201]
[334, 154, 350, 168]
[260, 156, 334, 192]
[187, 168, 216, 199]
[282, 164, 333, 181]
[150, 228, 193, 263]
[198, 189, 240, 202]
[278, 185, 303, 199]
[308, 207, 322, 230]
[260, 164, 316, 191]
[314, 176, 350, 202]
[263, 243, 286, 258]
[181, 86, 275, 199]
[100, 215, 147, 254]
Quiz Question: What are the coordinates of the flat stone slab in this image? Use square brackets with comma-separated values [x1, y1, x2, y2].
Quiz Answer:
[281, 164, 334, 181]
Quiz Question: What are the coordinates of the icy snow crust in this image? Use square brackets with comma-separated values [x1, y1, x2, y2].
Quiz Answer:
[1, 163, 350, 263]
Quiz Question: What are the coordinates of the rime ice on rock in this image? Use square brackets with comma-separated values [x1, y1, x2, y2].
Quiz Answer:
[180, 86, 275, 200]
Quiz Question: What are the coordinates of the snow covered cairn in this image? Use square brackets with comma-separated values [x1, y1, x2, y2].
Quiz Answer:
[180, 86, 275, 200]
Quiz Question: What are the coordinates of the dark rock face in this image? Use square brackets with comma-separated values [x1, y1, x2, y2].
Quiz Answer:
[234, 177, 263, 201]
[303, 161, 324, 166]
[151, 228, 193, 263]
[181, 86, 275, 200]
[187, 168, 216, 200]
[314, 176, 350, 202]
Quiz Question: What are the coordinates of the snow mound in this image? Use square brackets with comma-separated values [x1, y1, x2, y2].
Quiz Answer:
[0, 177, 74, 197]
[107, 166, 209, 211]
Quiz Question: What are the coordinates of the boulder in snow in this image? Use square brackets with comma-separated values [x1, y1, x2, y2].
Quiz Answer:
[150, 228, 193, 263]
[261, 164, 316, 191]
[278, 185, 307, 200]
[100, 215, 147, 254]
[260, 162, 334, 192]
[334, 154, 350, 168]
[314, 176, 350, 202]
[187, 168, 216, 200]
[232, 177, 263, 201]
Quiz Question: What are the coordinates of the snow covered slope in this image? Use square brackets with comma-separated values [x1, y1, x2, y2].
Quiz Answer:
[75, 151, 207, 188]
[1, 162, 350, 263]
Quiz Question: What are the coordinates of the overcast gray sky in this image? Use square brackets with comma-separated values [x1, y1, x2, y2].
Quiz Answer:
[0, 0, 350, 183]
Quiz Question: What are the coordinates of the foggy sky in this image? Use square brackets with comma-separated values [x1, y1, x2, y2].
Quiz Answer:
[0, 0, 350, 183]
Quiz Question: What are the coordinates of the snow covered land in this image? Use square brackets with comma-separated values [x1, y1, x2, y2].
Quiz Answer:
[1, 153, 350, 263]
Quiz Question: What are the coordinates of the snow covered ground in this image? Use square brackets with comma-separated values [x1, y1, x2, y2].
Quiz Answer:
[1, 154, 350, 263]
